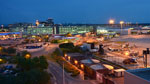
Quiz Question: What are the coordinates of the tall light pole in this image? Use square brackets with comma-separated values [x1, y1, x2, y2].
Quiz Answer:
[0, 47, 3, 63]
[1, 25, 4, 30]
[143, 48, 149, 68]
[109, 19, 115, 26]
[120, 21, 124, 35]
[0, 47, 2, 57]
[25, 54, 31, 59]
[62, 62, 65, 84]
[36, 20, 39, 27]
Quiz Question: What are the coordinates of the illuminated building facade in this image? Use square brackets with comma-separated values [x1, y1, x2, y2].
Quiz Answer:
[9, 26, 95, 35]
[9, 25, 117, 35]
[0, 32, 21, 40]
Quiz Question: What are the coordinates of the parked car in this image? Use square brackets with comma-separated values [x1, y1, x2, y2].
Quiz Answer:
[108, 47, 120, 52]
[123, 58, 137, 64]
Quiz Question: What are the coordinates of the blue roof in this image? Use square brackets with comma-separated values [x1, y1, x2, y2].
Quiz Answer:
[0, 32, 20, 36]
[127, 68, 150, 81]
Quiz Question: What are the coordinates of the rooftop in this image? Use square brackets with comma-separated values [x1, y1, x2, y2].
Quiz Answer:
[0, 32, 20, 35]
[90, 64, 105, 70]
[127, 68, 150, 81]
[81, 59, 100, 64]
[67, 53, 84, 57]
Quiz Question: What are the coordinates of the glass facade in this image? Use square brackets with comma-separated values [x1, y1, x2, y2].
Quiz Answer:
[9, 27, 24, 32]
[9, 26, 94, 35]
[25, 27, 53, 35]
[59, 26, 93, 34]
[9, 27, 53, 35]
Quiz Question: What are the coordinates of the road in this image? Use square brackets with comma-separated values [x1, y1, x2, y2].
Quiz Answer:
[30, 43, 97, 84]
[31, 43, 59, 57]
[48, 61, 95, 84]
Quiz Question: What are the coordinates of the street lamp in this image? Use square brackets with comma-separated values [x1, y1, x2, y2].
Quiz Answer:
[125, 52, 129, 56]
[62, 62, 65, 84]
[143, 48, 150, 68]
[25, 54, 31, 59]
[0, 47, 2, 51]
[64, 53, 67, 57]
[74, 60, 78, 65]
[46, 35, 49, 38]
[120, 21, 124, 35]
[0, 58, 3, 62]
[1, 25, 4, 29]
[36, 20, 39, 27]
[68, 56, 71, 61]
[109, 19, 115, 25]
[0, 47, 2, 56]
[38, 39, 42, 42]
[80, 64, 84, 69]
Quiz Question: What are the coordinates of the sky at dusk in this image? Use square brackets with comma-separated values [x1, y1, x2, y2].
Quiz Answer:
[0, 0, 150, 24]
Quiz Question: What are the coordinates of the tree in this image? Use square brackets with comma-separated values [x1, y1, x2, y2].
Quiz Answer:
[0, 69, 50, 84]
[43, 35, 49, 42]
[51, 39, 59, 43]
[21, 51, 31, 57]
[38, 56, 48, 69]
[17, 57, 36, 71]
[16, 69, 50, 84]
[16, 56, 48, 71]
[0, 74, 16, 84]
[24, 39, 30, 43]
[0, 56, 50, 84]
[30, 39, 35, 43]
[32, 56, 48, 70]
[65, 32, 72, 37]
[59, 43, 74, 49]
[7, 47, 16, 54]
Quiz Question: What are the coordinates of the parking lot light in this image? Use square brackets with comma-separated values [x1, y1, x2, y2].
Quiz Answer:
[25, 54, 31, 59]
[81, 64, 84, 69]
[74, 60, 78, 65]
[109, 19, 115, 24]
[0, 58, 3, 62]
[0, 47, 2, 50]
[125, 52, 129, 56]
[68, 56, 71, 61]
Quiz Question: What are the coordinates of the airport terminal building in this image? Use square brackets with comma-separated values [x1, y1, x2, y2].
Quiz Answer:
[9, 25, 94, 35]
[9, 25, 118, 36]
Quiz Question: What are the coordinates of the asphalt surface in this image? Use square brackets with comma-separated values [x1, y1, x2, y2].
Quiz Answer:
[31, 43, 58, 57]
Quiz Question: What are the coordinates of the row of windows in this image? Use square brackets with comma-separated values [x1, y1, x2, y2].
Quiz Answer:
[59, 26, 93, 34]
[9, 26, 94, 35]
